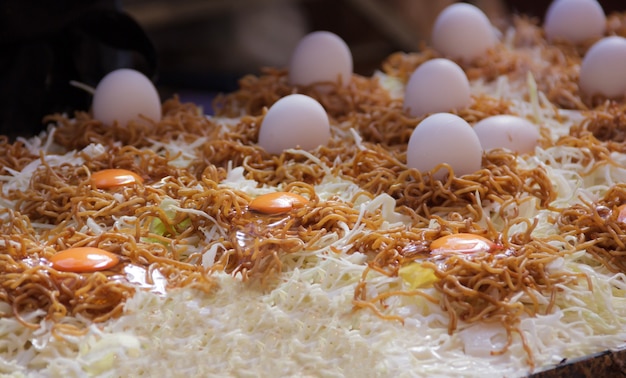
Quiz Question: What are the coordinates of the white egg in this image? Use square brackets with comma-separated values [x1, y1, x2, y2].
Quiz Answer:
[403, 58, 471, 118]
[544, 0, 605, 44]
[473, 115, 540, 154]
[258, 94, 330, 154]
[288, 31, 353, 90]
[579, 36, 626, 99]
[431, 3, 497, 62]
[407, 113, 482, 180]
[92, 68, 161, 126]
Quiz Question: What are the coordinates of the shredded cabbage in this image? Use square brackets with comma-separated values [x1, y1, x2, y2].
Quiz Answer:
[3, 41, 626, 378]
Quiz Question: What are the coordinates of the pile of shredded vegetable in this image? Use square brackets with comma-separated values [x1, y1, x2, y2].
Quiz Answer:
[1, 14, 626, 378]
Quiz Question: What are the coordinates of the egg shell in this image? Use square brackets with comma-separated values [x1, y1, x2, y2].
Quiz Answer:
[472, 115, 540, 154]
[403, 58, 471, 118]
[431, 3, 497, 62]
[288, 31, 353, 90]
[258, 94, 330, 155]
[407, 113, 482, 180]
[579, 36, 626, 99]
[544, 0, 605, 44]
[92, 68, 162, 126]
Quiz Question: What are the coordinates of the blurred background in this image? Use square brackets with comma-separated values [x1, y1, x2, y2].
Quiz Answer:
[0, 0, 623, 136]
[121, 0, 497, 96]
[120, 0, 622, 96]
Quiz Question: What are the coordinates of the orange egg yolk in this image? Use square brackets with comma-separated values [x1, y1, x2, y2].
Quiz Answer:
[430, 233, 496, 256]
[49, 247, 120, 273]
[91, 169, 143, 189]
[249, 192, 309, 214]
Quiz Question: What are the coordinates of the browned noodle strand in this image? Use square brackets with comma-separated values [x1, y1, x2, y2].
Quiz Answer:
[558, 184, 626, 273]
[569, 100, 626, 154]
[0, 12, 625, 369]
[0, 75, 563, 336]
[353, 216, 583, 370]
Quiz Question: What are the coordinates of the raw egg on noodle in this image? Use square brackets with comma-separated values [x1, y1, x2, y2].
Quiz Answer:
[288, 31, 353, 90]
[403, 58, 471, 117]
[431, 3, 497, 62]
[544, 0, 606, 43]
[249, 192, 309, 214]
[579, 36, 626, 99]
[49, 247, 120, 273]
[407, 113, 482, 180]
[258, 94, 330, 154]
[430, 233, 496, 256]
[91, 169, 144, 189]
[472, 115, 540, 154]
[92, 68, 162, 126]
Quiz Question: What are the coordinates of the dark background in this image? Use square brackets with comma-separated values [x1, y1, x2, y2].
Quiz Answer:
[0, 0, 624, 137]
[122, 0, 625, 92]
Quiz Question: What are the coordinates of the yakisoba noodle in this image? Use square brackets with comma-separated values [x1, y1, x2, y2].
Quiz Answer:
[5, 96, 559, 345]
[2, 9, 626, 378]
[572, 101, 626, 149]
[0, 145, 216, 328]
[559, 184, 626, 273]
[355, 240, 582, 369]
[351, 172, 571, 370]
